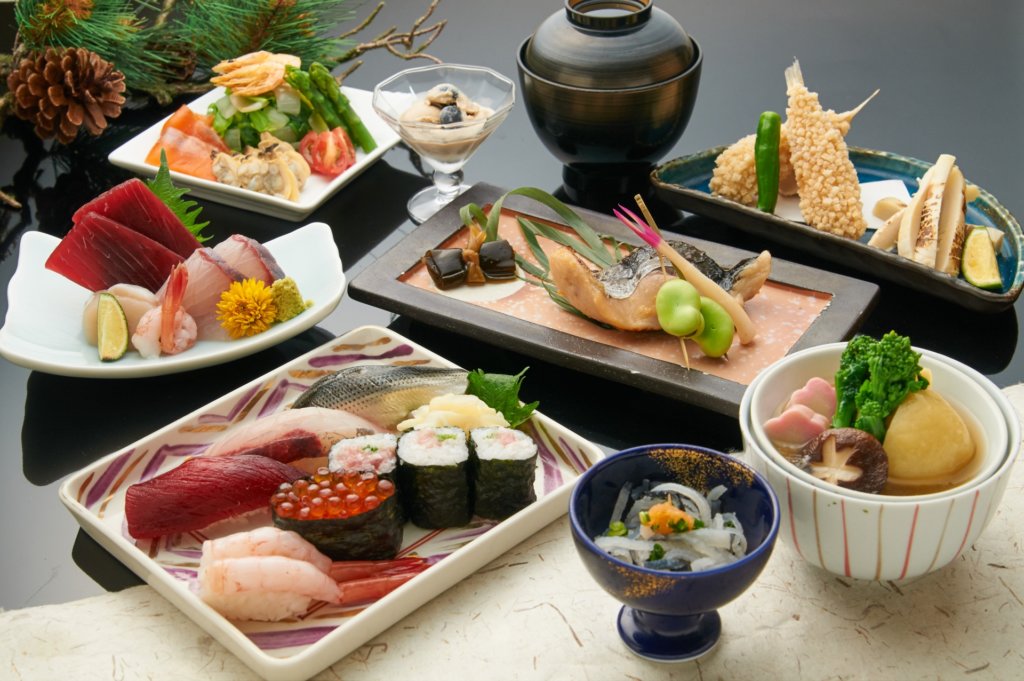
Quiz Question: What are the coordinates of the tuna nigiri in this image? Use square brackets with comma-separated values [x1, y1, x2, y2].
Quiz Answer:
[212, 234, 285, 284]
[45, 212, 184, 292]
[202, 407, 380, 462]
[125, 454, 305, 539]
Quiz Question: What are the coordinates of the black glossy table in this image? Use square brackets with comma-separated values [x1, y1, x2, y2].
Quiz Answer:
[2, 0, 1022, 611]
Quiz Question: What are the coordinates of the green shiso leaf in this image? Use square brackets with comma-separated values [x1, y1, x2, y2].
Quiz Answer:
[146, 150, 212, 243]
[466, 368, 540, 428]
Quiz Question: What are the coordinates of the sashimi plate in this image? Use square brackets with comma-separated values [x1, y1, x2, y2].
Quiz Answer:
[58, 325, 605, 681]
[651, 146, 1024, 313]
[108, 87, 401, 221]
[0, 222, 344, 378]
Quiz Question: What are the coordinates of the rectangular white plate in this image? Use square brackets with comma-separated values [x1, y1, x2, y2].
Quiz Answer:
[0, 223, 345, 378]
[108, 87, 401, 221]
[58, 325, 605, 681]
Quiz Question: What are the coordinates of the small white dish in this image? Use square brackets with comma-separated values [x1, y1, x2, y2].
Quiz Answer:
[108, 87, 401, 221]
[0, 223, 345, 378]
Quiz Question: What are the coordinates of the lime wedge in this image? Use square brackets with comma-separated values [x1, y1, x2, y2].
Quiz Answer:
[96, 292, 129, 361]
[961, 227, 1003, 290]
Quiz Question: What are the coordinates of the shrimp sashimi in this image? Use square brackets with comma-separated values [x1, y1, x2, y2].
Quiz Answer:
[131, 263, 198, 358]
[198, 555, 341, 621]
[202, 527, 332, 574]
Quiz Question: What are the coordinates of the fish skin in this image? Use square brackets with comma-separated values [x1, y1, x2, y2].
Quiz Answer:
[597, 240, 769, 301]
[292, 365, 469, 429]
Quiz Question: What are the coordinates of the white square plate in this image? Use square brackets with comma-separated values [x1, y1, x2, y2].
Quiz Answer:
[58, 325, 605, 681]
[108, 87, 401, 221]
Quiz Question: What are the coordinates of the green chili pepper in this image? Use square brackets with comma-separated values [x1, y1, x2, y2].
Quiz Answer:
[308, 62, 378, 153]
[755, 110, 782, 213]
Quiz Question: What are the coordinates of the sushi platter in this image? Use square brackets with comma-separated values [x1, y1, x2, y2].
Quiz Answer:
[107, 87, 401, 221]
[58, 325, 605, 681]
[651, 147, 1024, 312]
[348, 183, 881, 417]
[0, 222, 345, 378]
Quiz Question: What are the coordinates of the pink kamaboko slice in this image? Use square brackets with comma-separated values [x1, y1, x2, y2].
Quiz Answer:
[124, 454, 306, 539]
[202, 407, 380, 463]
[45, 212, 184, 292]
[72, 178, 201, 258]
[212, 234, 285, 284]
[160, 247, 243, 341]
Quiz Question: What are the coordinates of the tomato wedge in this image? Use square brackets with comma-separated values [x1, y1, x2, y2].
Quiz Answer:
[299, 127, 357, 177]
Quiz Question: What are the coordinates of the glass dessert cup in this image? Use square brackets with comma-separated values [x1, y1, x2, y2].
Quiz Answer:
[569, 444, 779, 662]
[372, 64, 516, 224]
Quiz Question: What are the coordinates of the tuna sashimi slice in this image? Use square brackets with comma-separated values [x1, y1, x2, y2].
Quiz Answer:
[161, 247, 243, 341]
[72, 178, 202, 258]
[45, 212, 184, 292]
[203, 407, 380, 462]
[124, 454, 305, 539]
[212, 234, 285, 284]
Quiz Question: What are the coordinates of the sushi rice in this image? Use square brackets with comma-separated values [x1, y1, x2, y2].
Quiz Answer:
[329, 433, 398, 476]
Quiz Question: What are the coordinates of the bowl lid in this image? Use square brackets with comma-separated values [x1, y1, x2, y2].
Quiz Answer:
[524, 0, 694, 89]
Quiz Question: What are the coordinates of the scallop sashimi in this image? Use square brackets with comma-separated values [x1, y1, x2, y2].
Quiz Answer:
[160, 247, 244, 341]
[202, 407, 380, 462]
[45, 212, 184, 292]
[212, 234, 285, 284]
[71, 178, 202, 258]
[82, 284, 159, 345]
[124, 454, 306, 539]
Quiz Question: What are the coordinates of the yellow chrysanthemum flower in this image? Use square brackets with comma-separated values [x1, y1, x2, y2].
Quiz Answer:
[217, 278, 278, 339]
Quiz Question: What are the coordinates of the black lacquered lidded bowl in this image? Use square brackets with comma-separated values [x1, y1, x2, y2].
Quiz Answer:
[517, 0, 702, 206]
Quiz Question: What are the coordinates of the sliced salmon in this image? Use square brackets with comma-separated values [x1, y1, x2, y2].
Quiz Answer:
[145, 106, 229, 181]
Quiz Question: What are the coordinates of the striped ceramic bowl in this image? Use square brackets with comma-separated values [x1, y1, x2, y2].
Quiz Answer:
[739, 343, 1020, 581]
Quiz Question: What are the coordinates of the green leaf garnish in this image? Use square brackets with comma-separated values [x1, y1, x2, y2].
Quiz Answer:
[147, 150, 212, 242]
[465, 368, 540, 428]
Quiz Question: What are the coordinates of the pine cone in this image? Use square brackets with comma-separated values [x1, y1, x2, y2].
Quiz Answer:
[7, 47, 127, 145]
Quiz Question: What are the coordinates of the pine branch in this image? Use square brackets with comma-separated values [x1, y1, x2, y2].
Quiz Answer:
[333, 0, 445, 71]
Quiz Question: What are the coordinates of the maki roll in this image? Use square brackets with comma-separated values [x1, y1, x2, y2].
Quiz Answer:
[398, 427, 471, 528]
[470, 427, 538, 520]
[329, 433, 398, 481]
[270, 468, 402, 560]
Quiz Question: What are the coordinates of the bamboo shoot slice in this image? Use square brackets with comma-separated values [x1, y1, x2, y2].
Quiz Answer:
[897, 164, 936, 259]
[911, 154, 956, 268]
[867, 206, 905, 250]
[935, 165, 967, 275]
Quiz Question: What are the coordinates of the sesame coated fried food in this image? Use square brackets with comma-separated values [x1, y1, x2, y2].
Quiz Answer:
[784, 60, 866, 238]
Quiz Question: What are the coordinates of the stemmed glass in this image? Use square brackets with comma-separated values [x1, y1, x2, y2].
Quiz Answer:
[372, 64, 515, 224]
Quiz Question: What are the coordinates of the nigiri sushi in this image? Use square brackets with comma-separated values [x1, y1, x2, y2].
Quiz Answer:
[125, 454, 305, 539]
[202, 407, 380, 462]
[199, 554, 341, 621]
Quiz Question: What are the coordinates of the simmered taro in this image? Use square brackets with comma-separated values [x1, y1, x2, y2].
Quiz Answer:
[423, 248, 467, 290]
[798, 427, 888, 494]
[479, 239, 517, 280]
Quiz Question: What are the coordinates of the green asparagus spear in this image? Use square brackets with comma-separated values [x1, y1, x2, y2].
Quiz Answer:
[284, 66, 343, 131]
[308, 62, 378, 153]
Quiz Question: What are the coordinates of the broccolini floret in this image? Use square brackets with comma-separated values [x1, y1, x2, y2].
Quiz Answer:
[831, 332, 929, 442]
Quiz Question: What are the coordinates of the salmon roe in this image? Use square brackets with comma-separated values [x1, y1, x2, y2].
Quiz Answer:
[271, 467, 395, 520]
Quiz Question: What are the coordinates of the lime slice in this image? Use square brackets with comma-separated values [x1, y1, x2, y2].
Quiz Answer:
[961, 227, 1003, 290]
[96, 292, 129, 361]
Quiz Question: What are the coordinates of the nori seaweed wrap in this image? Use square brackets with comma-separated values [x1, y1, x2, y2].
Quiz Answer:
[270, 469, 403, 560]
[470, 427, 538, 520]
[397, 427, 471, 528]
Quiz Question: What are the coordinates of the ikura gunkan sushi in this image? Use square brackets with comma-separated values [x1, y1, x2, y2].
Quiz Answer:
[329, 433, 398, 480]
[270, 468, 402, 561]
[470, 427, 538, 520]
[397, 427, 471, 529]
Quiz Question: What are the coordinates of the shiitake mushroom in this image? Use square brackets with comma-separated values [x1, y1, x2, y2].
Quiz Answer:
[798, 428, 888, 494]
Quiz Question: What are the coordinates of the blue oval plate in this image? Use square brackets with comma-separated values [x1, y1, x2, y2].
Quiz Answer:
[651, 147, 1023, 313]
